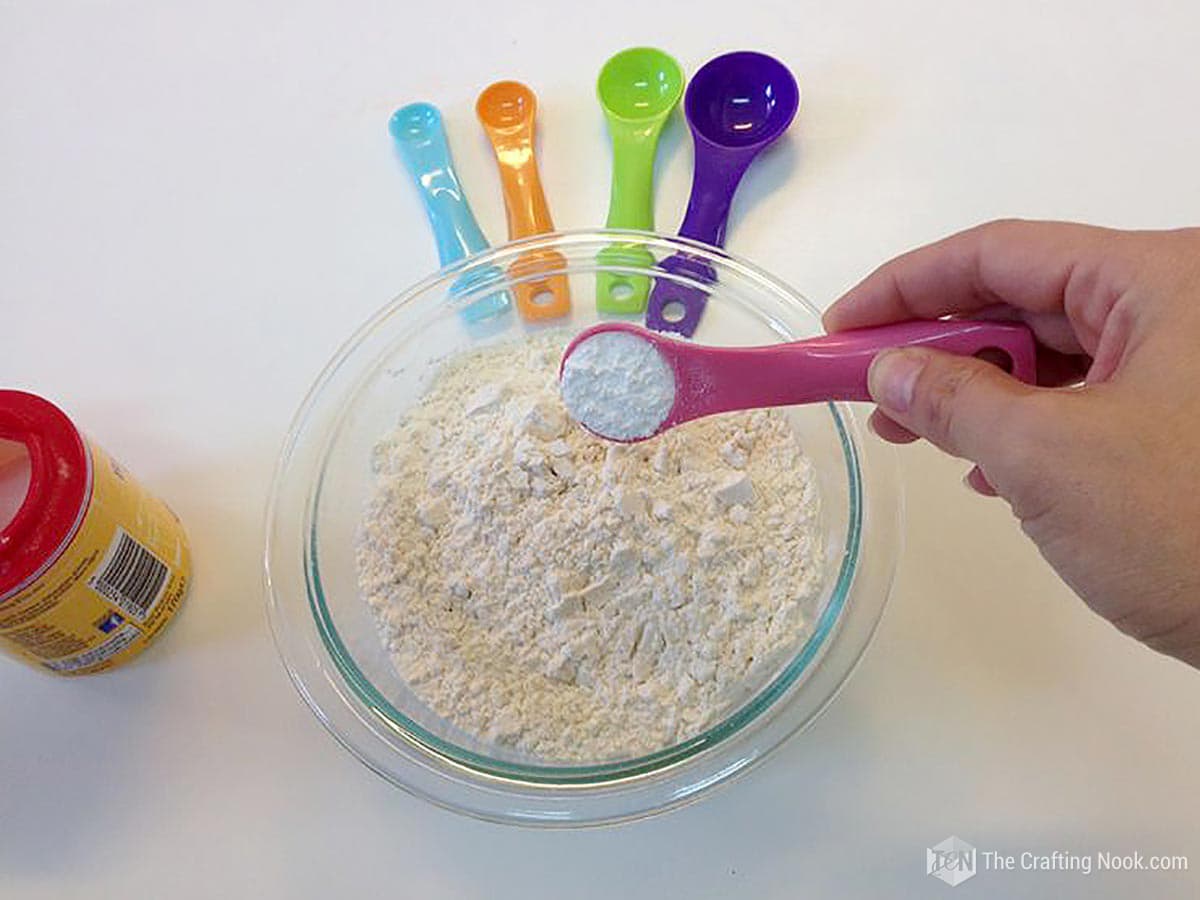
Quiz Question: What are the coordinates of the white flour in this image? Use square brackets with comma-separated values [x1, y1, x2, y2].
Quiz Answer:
[560, 330, 676, 440]
[357, 333, 825, 763]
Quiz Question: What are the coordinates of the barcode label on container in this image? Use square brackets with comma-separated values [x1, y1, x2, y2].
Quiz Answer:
[87, 528, 169, 622]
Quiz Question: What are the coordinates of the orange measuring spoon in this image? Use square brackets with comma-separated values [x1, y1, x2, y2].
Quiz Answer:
[476, 81, 571, 320]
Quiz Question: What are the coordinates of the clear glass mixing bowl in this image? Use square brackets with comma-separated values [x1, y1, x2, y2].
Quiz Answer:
[264, 231, 901, 826]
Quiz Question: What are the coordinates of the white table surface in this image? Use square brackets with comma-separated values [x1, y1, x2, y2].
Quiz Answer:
[3, 2, 1199, 897]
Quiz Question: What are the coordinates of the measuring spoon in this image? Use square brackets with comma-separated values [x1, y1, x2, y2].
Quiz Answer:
[560, 320, 1036, 442]
[389, 102, 510, 322]
[645, 52, 799, 336]
[596, 48, 684, 314]
[476, 81, 570, 321]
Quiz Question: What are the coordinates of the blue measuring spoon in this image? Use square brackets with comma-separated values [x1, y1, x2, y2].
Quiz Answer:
[389, 102, 510, 321]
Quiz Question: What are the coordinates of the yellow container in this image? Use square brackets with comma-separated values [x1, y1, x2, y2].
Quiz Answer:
[0, 391, 190, 674]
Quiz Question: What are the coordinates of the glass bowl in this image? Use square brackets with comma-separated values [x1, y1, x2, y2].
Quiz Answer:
[264, 230, 900, 826]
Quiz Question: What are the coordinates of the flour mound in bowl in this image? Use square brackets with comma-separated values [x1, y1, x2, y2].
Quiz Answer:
[356, 334, 825, 764]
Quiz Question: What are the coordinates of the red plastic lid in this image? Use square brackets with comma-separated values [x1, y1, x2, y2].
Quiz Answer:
[0, 391, 91, 601]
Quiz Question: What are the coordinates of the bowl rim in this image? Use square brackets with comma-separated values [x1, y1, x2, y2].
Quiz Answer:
[264, 229, 901, 825]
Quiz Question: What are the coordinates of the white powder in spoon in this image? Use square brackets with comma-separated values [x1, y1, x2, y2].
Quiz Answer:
[560, 330, 676, 441]
[357, 333, 824, 763]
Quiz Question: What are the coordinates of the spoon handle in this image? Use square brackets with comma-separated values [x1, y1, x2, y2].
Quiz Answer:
[643, 253, 716, 337]
[604, 121, 663, 231]
[670, 320, 1038, 424]
[479, 117, 553, 238]
[390, 103, 489, 266]
[645, 143, 755, 336]
[597, 121, 666, 314]
[678, 142, 756, 246]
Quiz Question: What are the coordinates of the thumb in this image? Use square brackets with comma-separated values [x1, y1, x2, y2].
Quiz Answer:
[867, 347, 1038, 470]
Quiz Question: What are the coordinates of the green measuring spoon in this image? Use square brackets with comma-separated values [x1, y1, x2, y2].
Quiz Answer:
[596, 47, 684, 314]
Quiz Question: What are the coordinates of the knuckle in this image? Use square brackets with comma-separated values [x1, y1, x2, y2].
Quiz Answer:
[916, 361, 990, 450]
[991, 408, 1050, 481]
[976, 216, 1024, 233]
[1111, 605, 1200, 661]
[989, 394, 1081, 508]
[975, 217, 1028, 245]
[1002, 395, 1057, 451]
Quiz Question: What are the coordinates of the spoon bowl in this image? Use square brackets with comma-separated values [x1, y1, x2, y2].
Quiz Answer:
[389, 101, 441, 144]
[597, 47, 685, 122]
[686, 51, 799, 149]
[476, 80, 536, 132]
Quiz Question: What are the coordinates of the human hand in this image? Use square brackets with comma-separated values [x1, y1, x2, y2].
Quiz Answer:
[824, 220, 1200, 668]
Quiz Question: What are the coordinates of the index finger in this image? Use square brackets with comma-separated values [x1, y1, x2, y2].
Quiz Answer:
[823, 219, 1128, 335]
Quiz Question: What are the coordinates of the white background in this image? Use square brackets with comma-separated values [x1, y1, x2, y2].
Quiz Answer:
[2, 1, 1199, 897]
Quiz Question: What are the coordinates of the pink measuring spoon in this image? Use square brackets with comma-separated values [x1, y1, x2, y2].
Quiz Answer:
[559, 319, 1036, 442]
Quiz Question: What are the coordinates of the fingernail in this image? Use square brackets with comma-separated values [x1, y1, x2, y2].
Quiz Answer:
[868, 349, 926, 413]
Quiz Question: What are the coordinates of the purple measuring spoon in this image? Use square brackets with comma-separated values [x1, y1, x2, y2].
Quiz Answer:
[560, 319, 1037, 443]
[645, 52, 800, 337]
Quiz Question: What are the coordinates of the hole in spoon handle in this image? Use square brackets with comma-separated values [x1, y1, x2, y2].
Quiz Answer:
[819, 319, 1038, 401]
[645, 253, 717, 336]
